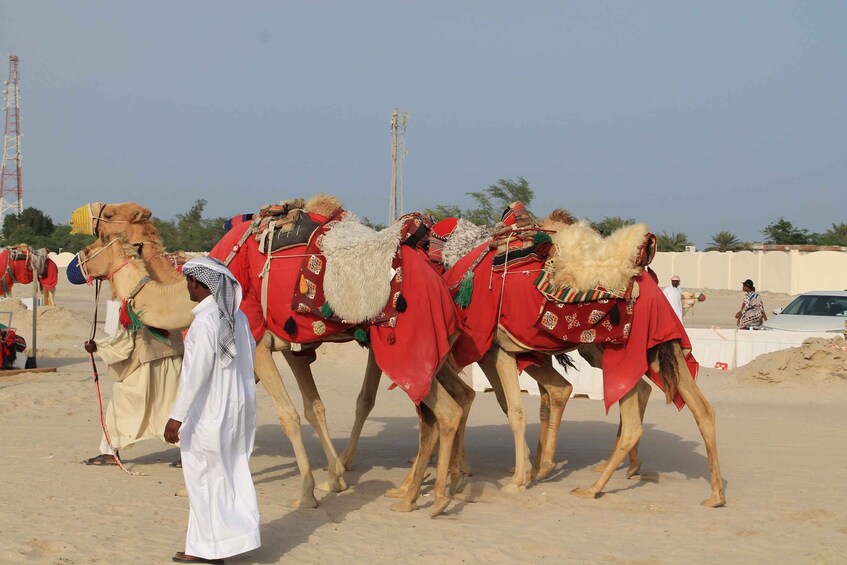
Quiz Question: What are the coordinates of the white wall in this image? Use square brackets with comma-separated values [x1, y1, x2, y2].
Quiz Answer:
[653, 249, 847, 294]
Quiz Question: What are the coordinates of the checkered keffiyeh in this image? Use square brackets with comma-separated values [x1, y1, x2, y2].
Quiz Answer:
[182, 256, 242, 368]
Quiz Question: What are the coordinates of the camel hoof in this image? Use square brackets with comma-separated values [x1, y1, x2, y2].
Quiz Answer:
[502, 482, 527, 494]
[384, 486, 407, 499]
[534, 461, 556, 481]
[430, 497, 450, 518]
[570, 487, 599, 500]
[702, 495, 726, 508]
[290, 495, 319, 509]
[390, 500, 418, 513]
[317, 477, 348, 493]
[626, 462, 643, 479]
[450, 472, 468, 496]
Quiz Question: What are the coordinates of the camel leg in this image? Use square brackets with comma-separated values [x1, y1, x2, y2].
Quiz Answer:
[281, 350, 347, 493]
[338, 349, 382, 471]
[478, 350, 509, 414]
[254, 342, 318, 509]
[571, 384, 642, 500]
[435, 366, 475, 494]
[671, 343, 725, 507]
[385, 408, 437, 502]
[525, 358, 572, 480]
[487, 346, 532, 492]
[533, 380, 550, 475]
[592, 378, 651, 477]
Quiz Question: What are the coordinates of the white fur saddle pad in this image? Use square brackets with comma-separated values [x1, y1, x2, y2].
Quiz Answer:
[319, 219, 403, 323]
[547, 221, 649, 294]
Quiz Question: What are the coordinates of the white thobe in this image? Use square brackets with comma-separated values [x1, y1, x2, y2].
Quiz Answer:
[170, 296, 260, 560]
[663, 285, 684, 322]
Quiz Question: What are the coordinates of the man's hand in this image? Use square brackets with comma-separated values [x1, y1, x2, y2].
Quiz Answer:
[164, 418, 182, 444]
[84, 340, 97, 353]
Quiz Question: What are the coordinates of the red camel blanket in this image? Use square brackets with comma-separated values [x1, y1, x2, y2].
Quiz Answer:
[210, 220, 460, 404]
[38, 258, 59, 291]
[0, 249, 35, 293]
[443, 246, 698, 412]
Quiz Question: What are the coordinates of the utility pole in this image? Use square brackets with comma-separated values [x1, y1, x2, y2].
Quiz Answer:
[0, 54, 24, 238]
[388, 110, 408, 225]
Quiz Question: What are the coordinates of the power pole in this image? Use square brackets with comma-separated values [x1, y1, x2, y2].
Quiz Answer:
[1, 54, 24, 238]
[388, 110, 408, 224]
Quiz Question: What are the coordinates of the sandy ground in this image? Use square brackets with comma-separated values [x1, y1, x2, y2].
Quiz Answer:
[1, 275, 845, 564]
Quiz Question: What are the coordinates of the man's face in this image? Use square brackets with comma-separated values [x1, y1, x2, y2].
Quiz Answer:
[186, 275, 202, 303]
[672, 279, 680, 287]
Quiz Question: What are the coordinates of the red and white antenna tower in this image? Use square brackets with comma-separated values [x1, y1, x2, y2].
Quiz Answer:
[1, 54, 24, 236]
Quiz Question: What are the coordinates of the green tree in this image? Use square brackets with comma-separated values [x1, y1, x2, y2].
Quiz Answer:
[704, 231, 747, 251]
[423, 204, 463, 222]
[2, 207, 56, 248]
[464, 177, 534, 226]
[811, 222, 847, 246]
[360, 217, 387, 231]
[591, 216, 636, 236]
[153, 199, 228, 252]
[657, 231, 691, 252]
[762, 218, 810, 245]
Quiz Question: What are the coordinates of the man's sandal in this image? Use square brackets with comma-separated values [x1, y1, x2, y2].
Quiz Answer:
[172, 551, 223, 564]
[84, 454, 119, 466]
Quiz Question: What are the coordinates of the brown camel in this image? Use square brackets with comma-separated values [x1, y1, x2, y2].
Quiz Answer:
[72, 205, 474, 517]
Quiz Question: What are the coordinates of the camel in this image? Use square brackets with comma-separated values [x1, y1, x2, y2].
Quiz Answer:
[340, 209, 724, 507]
[70, 200, 474, 517]
[0, 244, 58, 306]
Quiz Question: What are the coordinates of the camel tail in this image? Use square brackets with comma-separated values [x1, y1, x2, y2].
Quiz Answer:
[655, 341, 680, 404]
[554, 353, 577, 372]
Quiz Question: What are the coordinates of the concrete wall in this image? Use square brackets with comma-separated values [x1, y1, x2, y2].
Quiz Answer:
[652, 249, 847, 294]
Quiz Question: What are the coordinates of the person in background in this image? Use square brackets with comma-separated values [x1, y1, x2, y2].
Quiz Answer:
[663, 274, 684, 322]
[165, 257, 260, 564]
[735, 279, 768, 329]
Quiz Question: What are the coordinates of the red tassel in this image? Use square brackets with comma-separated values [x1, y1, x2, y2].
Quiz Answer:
[119, 299, 131, 328]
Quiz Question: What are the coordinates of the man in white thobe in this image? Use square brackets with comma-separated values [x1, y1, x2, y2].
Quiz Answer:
[663, 274, 684, 322]
[165, 257, 260, 564]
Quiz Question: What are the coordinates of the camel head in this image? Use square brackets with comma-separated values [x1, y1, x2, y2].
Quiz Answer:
[681, 291, 707, 317]
[71, 232, 145, 283]
[70, 202, 153, 237]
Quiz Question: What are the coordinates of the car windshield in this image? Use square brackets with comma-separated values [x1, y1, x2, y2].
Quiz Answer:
[781, 295, 847, 317]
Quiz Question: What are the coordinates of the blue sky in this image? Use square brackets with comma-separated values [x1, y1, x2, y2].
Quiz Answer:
[1, 1, 844, 248]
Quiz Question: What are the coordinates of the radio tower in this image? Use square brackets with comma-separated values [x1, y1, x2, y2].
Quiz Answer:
[388, 110, 408, 224]
[1, 54, 24, 237]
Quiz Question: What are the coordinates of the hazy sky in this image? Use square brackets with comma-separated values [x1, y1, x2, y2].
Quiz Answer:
[1, 1, 844, 248]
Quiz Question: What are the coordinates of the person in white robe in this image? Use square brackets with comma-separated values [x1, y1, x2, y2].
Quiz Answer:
[663, 274, 684, 322]
[165, 257, 260, 564]
[84, 326, 183, 465]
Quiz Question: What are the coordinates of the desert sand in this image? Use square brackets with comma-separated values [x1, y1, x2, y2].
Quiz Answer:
[1, 276, 845, 564]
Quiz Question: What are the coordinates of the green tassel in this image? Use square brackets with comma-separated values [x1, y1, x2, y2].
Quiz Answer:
[320, 302, 333, 318]
[126, 301, 143, 333]
[533, 231, 552, 245]
[353, 327, 369, 346]
[453, 271, 474, 308]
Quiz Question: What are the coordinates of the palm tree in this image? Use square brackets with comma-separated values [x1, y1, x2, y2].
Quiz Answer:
[704, 231, 745, 251]
[657, 231, 691, 252]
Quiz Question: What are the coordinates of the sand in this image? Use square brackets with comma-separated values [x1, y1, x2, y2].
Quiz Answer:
[1, 274, 845, 564]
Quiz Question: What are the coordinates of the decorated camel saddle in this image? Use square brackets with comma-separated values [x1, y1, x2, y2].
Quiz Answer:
[441, 204, 656, 361]
[209, 195, 457, 404]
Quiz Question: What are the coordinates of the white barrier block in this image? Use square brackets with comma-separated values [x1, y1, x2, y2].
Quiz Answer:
[734, 329, 835, 367]
[104, 300, 121, 337]
[468, 354, 604, 401]
[686, 327, 736, 370]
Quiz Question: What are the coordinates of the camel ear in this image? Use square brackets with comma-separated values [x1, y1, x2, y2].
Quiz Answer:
[132, 207, 152, 223]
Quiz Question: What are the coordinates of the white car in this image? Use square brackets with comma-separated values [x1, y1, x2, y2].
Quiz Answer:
[762, 290, 847, 333]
